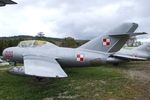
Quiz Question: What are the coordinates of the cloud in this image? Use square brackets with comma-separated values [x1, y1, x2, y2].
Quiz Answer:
[0, 0, 150, 39]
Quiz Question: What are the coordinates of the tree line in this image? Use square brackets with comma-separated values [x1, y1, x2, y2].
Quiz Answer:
[0, 35, 87, 55]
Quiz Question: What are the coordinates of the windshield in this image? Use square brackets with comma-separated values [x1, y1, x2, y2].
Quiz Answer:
[18, 40, 47, 47]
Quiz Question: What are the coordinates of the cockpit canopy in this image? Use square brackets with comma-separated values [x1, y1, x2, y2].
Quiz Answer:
[18, 40, 48, 47]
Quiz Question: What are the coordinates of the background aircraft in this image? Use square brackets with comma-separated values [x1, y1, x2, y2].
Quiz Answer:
[110, 42, 150, 63]
[0, 0, 17, 7]
[2, 23, 145, 78]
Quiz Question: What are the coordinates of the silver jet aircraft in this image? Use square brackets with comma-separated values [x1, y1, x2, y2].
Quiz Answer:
[110, 42, 150, 63]
[2, 23, 146, 78]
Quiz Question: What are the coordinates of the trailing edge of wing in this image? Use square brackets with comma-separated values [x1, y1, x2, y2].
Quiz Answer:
[24, 55, 68, 78]
[110, 54, 147, 61]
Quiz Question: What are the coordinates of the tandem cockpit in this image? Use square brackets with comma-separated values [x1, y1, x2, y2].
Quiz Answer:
[17, 40, 50, 47]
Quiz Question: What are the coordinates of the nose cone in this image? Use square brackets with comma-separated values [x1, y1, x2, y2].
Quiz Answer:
[3, 47, 14, 61]
[3, 47, 24, 62]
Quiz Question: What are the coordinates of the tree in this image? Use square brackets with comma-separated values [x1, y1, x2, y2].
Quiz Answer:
[61, 37, 77, 47]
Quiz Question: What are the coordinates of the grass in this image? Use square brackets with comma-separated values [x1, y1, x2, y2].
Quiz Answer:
[0, 64, 146, 100]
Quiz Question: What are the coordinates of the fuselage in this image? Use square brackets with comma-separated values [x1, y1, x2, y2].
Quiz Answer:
[2, 43, 111, 67]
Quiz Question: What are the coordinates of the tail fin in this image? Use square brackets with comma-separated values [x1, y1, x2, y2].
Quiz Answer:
[78, 23, 142, 53]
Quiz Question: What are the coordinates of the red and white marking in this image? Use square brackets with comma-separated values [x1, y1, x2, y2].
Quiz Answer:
[76, 53, 84, 62]
[102, 38, 111, 46]
[4, 51, 13, 60]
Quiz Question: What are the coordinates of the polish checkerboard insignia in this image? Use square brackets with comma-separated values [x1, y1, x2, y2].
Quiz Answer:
[76, 53, 84, 62]
[102, 38, 111, 46]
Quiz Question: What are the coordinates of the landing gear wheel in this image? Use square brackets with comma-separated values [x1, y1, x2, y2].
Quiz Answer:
[36, 77, 44, 81]
[113, 63, 119, 66]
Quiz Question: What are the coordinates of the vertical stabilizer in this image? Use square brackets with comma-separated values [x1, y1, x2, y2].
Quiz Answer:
[78, 23, 138, 53]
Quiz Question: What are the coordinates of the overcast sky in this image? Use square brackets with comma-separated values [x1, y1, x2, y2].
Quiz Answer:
[0, 0, 150, 40]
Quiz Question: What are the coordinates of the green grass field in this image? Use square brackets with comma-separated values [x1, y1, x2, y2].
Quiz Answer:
[0, 62, 149, 100]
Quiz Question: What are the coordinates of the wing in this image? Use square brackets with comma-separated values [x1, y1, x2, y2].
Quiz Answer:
[24, 55, 67, 78]
[1, 0, 17, 4]
[110, 54, 147, 61]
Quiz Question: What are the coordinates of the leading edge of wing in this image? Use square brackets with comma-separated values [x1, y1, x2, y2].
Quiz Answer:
[23, 55, 68, 78]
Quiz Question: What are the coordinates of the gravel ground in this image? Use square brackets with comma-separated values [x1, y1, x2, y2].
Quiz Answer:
[122, 61, 150, 99]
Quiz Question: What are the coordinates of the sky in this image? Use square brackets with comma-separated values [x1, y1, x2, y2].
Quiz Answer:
[0, 0, 150, 40]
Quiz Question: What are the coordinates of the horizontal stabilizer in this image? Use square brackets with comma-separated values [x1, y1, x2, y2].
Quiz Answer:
[131, 32, 147, 36]
[109, 32, 147, 37]
[24, 55, 67, 78]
